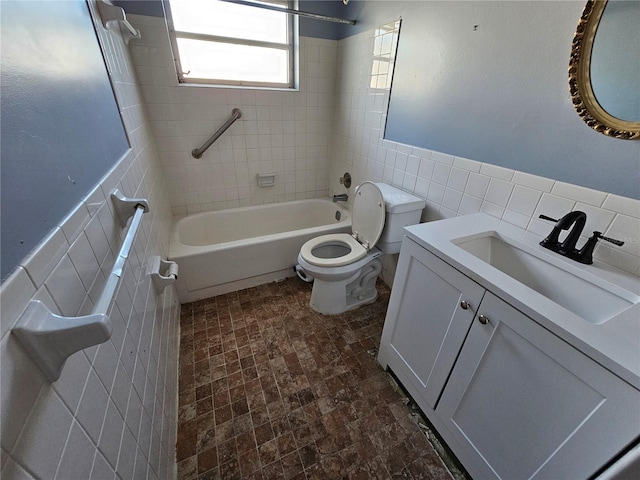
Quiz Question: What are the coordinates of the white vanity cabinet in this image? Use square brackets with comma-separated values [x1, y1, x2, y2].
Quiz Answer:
[378, 236, 485, 409]
[378, 236, 640, 480]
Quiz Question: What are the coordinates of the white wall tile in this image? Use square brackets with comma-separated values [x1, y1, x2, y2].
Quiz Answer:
[453, 156, 482, 172]
[90, 450, 116, 480]
[68, 233, 100, 291]
[1, 457, 35, 480]
[552, 181, 608, 207]
[52, 350, 92, 415]
[44, 255, 86, 317]
[130, 16, 337, 212]
[506, 185, 542, 217]
[596, 244, 640, 275]
[479, 163, 514, 181]
[0, 5, 179, 479]
[512, 171, 555, 192]
[602, 194, 640, 218]
[447, 168, 469, 192]
[98, 400, 126, 469]
[0, 335, 46, 453]
[60, 202, 91, 245]
[55, 420, 95, 480]
[11, 390, 74, 480]
[458, 194, 483, 215]
[22, 228, 69, 288]
[432, 163, 451, 186]
[465, 173, 490, 199]
[442, 188, 463, 212]
[485, 178, 514, 207]
[0, 268, 36, 339]
[76, 370, 111, 443]
[605, 214, 640, 258]
[575, 202, 616, 238]
[431, 151, 454, 165]
[532, 193, 577, 220]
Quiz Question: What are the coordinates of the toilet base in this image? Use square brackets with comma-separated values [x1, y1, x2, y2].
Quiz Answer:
[308, 258, 382, 315]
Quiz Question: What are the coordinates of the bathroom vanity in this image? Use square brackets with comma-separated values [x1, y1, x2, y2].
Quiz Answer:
[378, 213, 640, 480]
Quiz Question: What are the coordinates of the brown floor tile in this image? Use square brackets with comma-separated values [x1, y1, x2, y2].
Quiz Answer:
[176, 278, 455, 479]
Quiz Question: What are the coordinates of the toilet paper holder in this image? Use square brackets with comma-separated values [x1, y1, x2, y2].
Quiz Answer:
[149, 256, 179, 293]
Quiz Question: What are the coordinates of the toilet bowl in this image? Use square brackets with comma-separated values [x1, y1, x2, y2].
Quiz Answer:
[297, 182, 425, 315]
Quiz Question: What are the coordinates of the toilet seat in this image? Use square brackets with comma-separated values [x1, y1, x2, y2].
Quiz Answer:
[299, 233, 367, 267]
[299, 182, 386, 268]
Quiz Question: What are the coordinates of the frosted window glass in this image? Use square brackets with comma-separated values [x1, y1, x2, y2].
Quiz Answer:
[177, 38, 289, 84]
[171, 0, 287, 45]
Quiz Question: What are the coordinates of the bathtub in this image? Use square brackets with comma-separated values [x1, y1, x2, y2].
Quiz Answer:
[169, 199, 351, 302]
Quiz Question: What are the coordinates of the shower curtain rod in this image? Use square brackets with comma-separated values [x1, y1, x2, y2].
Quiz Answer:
[219, 0, 356, 25]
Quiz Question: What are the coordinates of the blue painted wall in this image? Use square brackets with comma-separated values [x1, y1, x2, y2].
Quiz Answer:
[340, 1, 640, 199]
[0, 0, 129, 280]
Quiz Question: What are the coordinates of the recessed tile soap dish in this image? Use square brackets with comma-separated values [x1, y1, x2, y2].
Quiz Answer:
[257, 173, 276, 187]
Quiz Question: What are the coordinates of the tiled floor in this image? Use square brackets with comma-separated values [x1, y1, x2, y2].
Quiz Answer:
[176, 277, 454, 480]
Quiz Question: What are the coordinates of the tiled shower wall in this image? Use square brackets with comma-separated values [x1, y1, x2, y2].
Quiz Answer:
[0, 3, 179, 479]
[328, 24, 640, 281]
[129, 15, 338, 216]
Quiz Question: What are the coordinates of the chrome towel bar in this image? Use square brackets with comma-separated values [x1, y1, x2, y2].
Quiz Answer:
[192, 108, 242, 159]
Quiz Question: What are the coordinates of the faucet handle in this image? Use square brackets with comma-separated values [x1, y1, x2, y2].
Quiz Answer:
[595, 232, 624, 247]
[539, 214, 559, 223]
[575, 231, 625, 265]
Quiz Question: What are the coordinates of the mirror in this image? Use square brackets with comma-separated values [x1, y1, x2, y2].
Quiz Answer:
[569, 0, 640, 139]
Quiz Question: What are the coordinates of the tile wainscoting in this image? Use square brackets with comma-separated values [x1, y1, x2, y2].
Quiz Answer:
[0, 2, 179, 479]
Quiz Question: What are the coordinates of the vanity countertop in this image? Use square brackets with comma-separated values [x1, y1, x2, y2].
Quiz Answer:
[404, 213, 640, 389]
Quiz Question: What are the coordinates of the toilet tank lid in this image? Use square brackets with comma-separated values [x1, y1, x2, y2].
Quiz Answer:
[375, 183, 426, 214]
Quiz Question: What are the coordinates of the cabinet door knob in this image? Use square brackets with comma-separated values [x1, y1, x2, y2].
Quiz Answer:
[478, 314, 489, 325]
[460, 300, 470, 310]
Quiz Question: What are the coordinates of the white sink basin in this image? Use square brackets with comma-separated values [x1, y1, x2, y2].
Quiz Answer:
[452, 232, 640, 325]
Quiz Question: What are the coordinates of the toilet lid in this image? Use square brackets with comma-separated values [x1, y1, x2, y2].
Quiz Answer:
[352, 181, 386, 250]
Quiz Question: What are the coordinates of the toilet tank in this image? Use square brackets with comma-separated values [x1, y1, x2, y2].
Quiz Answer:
[376, 183, 426, 254]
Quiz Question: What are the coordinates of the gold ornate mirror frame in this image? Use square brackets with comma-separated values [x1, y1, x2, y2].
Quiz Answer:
[569, 0, 640, 139]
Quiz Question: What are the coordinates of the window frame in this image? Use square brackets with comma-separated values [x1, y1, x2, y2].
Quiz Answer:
[163, 0, 299, 90]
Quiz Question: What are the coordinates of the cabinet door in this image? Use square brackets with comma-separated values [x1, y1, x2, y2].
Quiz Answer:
[437, 292, 640, 480]
[378, 237, 485, 409]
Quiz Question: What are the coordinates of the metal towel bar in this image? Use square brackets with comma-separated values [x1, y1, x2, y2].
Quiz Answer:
[192, 108, 242, 159]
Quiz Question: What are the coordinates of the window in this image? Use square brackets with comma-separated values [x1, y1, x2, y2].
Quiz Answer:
[165, 0, 298, 89]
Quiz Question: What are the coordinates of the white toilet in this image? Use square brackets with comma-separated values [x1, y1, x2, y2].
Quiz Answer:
[297, 182, 425, 315]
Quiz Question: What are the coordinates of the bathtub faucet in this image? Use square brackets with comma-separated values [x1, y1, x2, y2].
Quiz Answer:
[333, 194, 348, 202]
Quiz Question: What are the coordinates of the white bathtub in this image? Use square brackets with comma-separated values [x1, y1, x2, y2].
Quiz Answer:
[169, 199, 351, 302]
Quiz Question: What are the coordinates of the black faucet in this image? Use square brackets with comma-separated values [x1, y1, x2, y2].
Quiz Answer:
[539, 211, 587, 254]
[539, 212, 624, 264]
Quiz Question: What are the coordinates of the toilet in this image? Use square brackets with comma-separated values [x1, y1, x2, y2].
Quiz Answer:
[296, 182, 425, 314]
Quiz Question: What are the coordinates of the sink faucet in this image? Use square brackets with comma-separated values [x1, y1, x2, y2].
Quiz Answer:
[333, 193, 348, 202]
[539, 211, 624, 264]
[540, 211, 587, 254]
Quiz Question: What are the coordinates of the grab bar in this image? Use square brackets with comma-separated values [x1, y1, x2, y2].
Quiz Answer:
[12, 190, 149, 382]
[192, 108, 242, 159]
